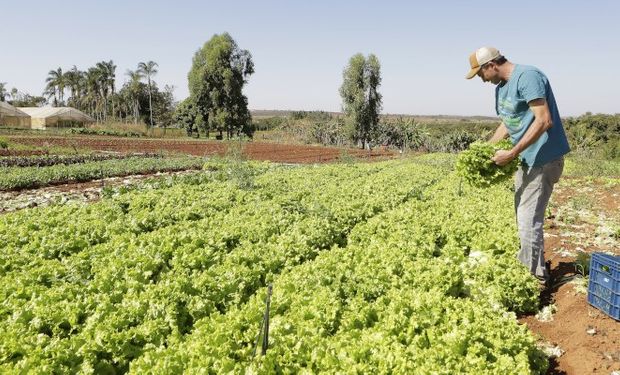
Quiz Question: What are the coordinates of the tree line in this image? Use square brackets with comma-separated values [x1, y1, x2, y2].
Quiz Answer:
[1, 32, 383, 144]
[173, 33, 385, 144]
[3, 32, 617, 157]
[1, 61, 174, 129]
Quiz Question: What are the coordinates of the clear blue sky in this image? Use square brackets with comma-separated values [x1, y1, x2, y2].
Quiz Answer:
[2, 0, 619, 116]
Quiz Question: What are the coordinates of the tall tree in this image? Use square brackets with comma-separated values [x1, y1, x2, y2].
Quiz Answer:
[64, 66, 84, 107]
[137, 61, 158, 129]
[188, 32, 254, 139]
[45, 67, 65, 106]
[339, 53, 382, 149]
[125, 69, 143, 124]
[96, 60, 117, 120]
[84, 67, 105, 121]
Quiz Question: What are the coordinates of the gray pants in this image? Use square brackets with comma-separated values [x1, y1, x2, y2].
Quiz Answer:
[515, 157, 564, 279]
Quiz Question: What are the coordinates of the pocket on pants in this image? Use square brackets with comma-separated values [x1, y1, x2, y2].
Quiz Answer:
[543, 157, 564, 185]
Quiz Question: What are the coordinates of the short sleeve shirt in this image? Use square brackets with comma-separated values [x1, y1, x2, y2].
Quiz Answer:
[495, 64, 570, 166]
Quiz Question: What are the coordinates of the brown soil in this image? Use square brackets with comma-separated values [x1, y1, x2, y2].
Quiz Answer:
[0, 149, 48, 156]
[5, 135, 394, 163]
[520, 177, 620, 375]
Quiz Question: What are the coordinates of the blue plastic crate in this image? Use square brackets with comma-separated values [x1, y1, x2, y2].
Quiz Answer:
[587, 253, 620, 320]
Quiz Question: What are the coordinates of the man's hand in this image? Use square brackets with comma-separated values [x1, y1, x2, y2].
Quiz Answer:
[492, 149, 516, 166]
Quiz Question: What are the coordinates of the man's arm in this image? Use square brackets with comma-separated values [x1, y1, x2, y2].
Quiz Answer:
[492, 98, 552, 166]
[489, 123, 509, 143]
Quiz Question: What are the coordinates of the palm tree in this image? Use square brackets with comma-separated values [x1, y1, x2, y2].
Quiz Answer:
[95, 63, 109, 120]
[45, 67, 65, 106]
[84, 67, 105, 121]
[103, 60, 117, 118]
[64, 66, 84, 108]
[137, 61, 158, 128]
[126, 69, 143, 124]
[96, 60, 117, 120]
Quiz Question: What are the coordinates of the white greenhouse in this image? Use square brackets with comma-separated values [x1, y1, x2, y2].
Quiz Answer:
[18, 107, 95, 129]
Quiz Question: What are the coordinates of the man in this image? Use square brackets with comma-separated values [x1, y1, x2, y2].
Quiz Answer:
[465, 47, 570, 287]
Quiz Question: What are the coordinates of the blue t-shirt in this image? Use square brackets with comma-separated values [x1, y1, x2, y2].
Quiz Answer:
[495, 64, 570, 166]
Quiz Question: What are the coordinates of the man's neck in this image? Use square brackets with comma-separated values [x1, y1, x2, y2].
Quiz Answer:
[498, 62, 515, 82]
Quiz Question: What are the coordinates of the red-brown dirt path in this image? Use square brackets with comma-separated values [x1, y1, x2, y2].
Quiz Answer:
[5, 135, 395, 163]
[520, 177, 620, 375]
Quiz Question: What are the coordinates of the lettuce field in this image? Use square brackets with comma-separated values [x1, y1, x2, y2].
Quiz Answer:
[0, 155, 552, 374]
